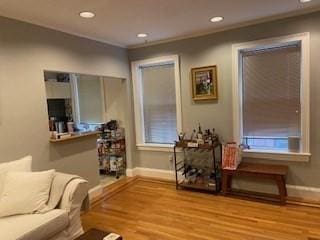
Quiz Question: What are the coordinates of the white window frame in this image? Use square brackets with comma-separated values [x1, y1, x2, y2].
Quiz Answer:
[232, 32, 311, 162]
[131, 55, 182, 152]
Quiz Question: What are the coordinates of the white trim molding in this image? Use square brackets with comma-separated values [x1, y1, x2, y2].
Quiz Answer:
[126, 167, 320, 202]
[126, 167, 175, 181]
[136, 143, 175, 152]
[88, 185, 103, 201]
[232, 32, 311, 162]
[242, 149, 311, 162]
[128, 7, 320, 49]
[126, 168, 134, 177]
[287, 185, 320, 202]
[131, 55, 182, 151]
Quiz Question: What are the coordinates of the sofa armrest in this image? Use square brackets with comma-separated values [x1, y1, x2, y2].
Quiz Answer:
[58, 178, 89, 212]
[53, 176, 89, 239]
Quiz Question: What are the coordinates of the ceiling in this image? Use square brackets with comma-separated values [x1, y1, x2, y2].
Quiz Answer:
[0, 0, 319, 48]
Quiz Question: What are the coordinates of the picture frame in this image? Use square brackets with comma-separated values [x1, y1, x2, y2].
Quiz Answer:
[191, 65, 218, 101]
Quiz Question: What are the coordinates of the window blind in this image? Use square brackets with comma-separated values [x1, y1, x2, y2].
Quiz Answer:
[241, 43, 301, 150]
[141, 63, 177, 144]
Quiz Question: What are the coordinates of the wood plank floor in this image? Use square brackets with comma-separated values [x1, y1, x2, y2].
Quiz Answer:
[81, 178, 320, 240]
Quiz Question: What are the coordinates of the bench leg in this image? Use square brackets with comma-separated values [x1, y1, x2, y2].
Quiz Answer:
[276, 176, 287, 205]
[227, 174, 232, 192]
[222, 171, 229, 195]
[282, 176, 287, 197]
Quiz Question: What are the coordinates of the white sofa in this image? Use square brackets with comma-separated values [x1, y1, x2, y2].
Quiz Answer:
[0, 157, 89, 240]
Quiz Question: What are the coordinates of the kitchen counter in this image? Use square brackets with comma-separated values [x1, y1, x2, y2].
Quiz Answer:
[49, 131, 101, 143]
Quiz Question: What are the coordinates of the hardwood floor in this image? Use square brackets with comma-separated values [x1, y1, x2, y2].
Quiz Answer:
[81, 178, 320, 240]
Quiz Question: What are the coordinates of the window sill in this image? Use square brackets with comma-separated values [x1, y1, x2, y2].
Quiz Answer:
[242, 149, 311, 162]
[136, 144, 175, 152]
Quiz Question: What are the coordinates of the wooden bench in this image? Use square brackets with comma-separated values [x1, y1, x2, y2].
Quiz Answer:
[222, 162, 288, 204]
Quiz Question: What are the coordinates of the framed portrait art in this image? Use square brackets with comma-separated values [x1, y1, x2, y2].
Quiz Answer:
[191, 65, 218, 101]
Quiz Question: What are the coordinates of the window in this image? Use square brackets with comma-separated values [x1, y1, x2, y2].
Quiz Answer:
[141, 64, 177, 144]
[132, 55, 182, 151]
[232, 33, 310, 161]
[242, 44, 301, 150]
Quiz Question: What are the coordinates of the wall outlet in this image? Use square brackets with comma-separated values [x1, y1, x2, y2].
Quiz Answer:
[169, 155, 173, 162]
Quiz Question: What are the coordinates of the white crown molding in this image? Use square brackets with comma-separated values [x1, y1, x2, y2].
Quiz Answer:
[128, 7, 320, 49]
[4, 6, 320, 49]
[1, 15, 127, 48]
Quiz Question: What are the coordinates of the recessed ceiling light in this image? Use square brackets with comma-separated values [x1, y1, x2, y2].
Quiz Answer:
[137, 33, 148, 38]
[299, 0, 312, 3]
[79, 11, 95, 18]
[210, 16, 224, 23]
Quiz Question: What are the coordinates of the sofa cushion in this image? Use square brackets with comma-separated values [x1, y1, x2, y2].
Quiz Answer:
[0, 169, 55, 217]
[0, 209, 69, 240]
[0, 156, 32, 195]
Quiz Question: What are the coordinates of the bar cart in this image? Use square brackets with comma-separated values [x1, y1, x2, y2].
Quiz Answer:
[174, 140, 222, 193]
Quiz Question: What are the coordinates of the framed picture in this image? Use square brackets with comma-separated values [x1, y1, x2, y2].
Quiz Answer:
[191, 65, 218, 101]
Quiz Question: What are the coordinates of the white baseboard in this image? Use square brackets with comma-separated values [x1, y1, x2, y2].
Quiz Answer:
[126, 167, 320, 202]
[126, 168, 134, 177]
[127, 167, 175, 180]
[88, 185, 103, 201]
[287, 184, 320, 201]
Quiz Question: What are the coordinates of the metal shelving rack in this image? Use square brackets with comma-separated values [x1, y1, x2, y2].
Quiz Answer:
[97, 129, 126, 179]
[174, 140, 222, 193]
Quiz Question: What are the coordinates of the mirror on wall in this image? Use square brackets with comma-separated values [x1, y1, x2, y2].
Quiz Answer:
[44, 70, 126, 140]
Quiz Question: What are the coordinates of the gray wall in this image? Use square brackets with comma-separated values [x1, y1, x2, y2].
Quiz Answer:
[1, 11, 320, 190]
[129, 11, 320, 188]
[0, 16, 132, 188]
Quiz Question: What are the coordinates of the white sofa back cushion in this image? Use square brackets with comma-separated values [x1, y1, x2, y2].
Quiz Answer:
[0, 169, 55, 218]
[0, 156, 32, 195]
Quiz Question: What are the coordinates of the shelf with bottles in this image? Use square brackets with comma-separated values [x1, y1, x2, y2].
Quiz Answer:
[176, 123, 220, 149]
[98, 139, 126, 152]
[176, 163, 221, 192]
[97, 120, 126, 178]
[174, 123, 222, 193]
[178, 178, 217, 192]
[175, 140, 220, 150]
[98, 155, 126, 177]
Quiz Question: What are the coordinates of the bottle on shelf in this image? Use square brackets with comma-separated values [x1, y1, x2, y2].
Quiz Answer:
[190, 129, 197, 141]
[197, 123, 203, 140]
